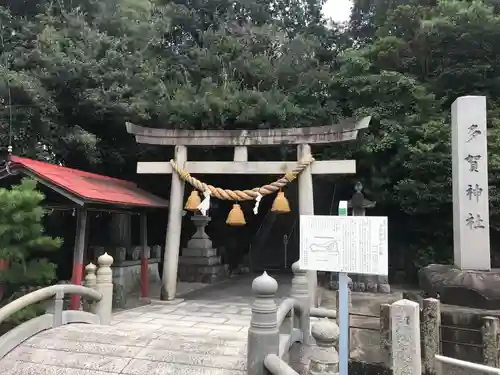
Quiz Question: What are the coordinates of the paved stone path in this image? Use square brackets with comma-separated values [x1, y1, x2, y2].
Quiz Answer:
[0, 274, 293, 375]
[0, 299, 250, 375]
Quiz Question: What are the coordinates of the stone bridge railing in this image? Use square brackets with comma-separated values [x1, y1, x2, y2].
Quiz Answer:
[248, 262, 340, 375]
[249, 266, 500, 375]
[0, 253, 114, 359]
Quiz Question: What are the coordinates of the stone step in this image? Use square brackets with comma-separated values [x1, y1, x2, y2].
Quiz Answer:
[35, 323, 248, 346]
[23, 333, 247, 356]
[6, 344, 247, 372]
[0, 359, 246, 375]
[179, 256, 221, 266]
[182, 248, 218, 257]
[24, 333, 247, 356]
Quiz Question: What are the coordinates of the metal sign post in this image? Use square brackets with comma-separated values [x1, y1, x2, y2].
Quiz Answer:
[337, 200, 349, 375]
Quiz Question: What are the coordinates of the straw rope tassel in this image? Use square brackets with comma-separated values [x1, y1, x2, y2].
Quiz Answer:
[185, 190, 201, 211]
[226, 204, 246, 226]
[272, 191, 291, 213]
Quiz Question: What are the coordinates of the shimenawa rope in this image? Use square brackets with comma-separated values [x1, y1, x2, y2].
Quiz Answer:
[169, 157, 315, 201]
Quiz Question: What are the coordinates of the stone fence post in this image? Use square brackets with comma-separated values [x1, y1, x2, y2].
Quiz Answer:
[482, 316, 499, 367]
[308, 319, 339, 375]
[93, 253, 114, 325]
[247, 272, 279, 375]
[291, 261, 311, 344]
[391, 299, 421, 375]
[421, 298, 440, 375]
[83, 262, 97, 312]
[379, 303, 391, 368]
[84, 263, 97, 289]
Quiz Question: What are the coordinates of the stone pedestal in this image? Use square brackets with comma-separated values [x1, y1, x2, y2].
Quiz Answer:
[419, 264, 500, 309]
[178, 215, 226, 283]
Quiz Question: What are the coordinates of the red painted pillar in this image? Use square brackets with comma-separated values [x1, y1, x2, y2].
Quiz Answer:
[140, 214, 148, 298]
[69, 263, 84, 309]
[70, 208, 88, 310]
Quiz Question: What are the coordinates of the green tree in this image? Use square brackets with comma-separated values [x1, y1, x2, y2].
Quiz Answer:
[329, 0, 500, 278]
[4, 0, 500, 283]
[0, 178, 61, 327]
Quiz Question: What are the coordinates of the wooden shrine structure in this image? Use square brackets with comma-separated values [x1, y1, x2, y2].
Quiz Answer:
[3, 155, 169, 309]
[126, 117, 371, 305]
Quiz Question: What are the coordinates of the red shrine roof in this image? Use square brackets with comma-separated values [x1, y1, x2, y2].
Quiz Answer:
[8, 156, 168, 208]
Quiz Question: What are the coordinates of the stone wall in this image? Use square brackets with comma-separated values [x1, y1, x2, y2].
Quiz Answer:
[403, 291, 500, 365]
[89, 245, 162, 307]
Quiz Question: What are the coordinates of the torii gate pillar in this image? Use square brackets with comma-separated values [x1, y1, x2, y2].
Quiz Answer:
[126, 117, 370, 303]
[297, 144, 317, 306]
[161, 145, 187, 300]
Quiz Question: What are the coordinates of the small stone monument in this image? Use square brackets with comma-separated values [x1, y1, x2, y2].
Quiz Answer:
[391, 299, 421, 375]
[178, 213, 226, 283]
[349, 181, 376, 216]
[419, 96, 500, 309]
[349, 182, 389, 293]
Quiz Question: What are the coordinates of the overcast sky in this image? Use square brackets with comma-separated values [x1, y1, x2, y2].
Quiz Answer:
[323, 0, 352, 22]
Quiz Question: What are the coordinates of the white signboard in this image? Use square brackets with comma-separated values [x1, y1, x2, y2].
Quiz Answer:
[299, 215, 388, 275]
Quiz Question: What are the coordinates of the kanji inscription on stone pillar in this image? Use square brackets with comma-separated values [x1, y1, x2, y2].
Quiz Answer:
[452, 96, 490, 270]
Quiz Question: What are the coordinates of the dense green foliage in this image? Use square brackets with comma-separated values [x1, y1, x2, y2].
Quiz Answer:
[1, 0, 499, 279]
[0, 178, 61, 326]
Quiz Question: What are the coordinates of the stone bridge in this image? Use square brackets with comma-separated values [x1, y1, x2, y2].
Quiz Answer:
[0, 254, 495, 375]
[3, 299, 252, 375]
[0, 254, 334, 375]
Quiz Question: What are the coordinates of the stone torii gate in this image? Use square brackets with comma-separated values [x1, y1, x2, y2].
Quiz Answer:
[125, 117, 370, 304]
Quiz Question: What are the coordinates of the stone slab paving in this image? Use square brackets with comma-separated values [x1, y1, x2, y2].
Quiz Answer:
[0, 273, 299, 375]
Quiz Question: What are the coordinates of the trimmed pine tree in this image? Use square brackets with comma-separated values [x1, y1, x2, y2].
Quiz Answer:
[0, 177, 61, 329]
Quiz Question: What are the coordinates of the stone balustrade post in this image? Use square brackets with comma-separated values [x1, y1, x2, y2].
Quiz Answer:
[482, 316, 499, 367]
[391, 299, 421, 375]
[46, 289, 64, 326]
[421, 298, 440, 375]
[291, 261, 311, 345]
[379, 303, 391, 368]
[247, 271, 279, 375]
[93, 253, 114, 325]
[84, 263, 97, 289]
[52, 290, 64, 327]
[83, 262, 97, 312]
[308, 319, 340, 375]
